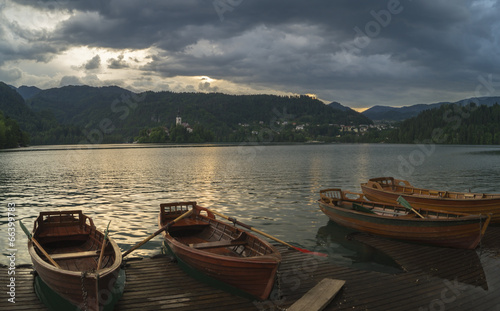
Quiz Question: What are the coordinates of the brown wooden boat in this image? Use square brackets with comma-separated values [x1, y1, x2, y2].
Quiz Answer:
[319, 189, 491, 249]
[361, 177, 500, 222]
[158, 202, 281, 300]
[27, 211, 124, 311]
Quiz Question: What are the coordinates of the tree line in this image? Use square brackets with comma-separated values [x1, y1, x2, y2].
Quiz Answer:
[0, 111, 29, 148]
[4, 81, 500, 147]
[389, 103, 500, 144]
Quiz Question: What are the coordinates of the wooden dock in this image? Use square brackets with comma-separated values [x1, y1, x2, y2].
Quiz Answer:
[2, 225, 499, 310]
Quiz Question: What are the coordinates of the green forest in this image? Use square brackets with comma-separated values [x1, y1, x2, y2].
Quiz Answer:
[11, 84, 374, 145]
[2, 81, 500, 148]
[0, 111, 29, 148]
[390, 103, 500, 144]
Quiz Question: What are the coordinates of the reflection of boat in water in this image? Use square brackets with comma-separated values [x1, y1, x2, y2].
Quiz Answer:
[352, 232, 489, 290]
[316, 221, 402, 273]
[318, 221, 489, 290]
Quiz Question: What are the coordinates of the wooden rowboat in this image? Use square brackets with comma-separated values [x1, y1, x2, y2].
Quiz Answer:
[28, 211, 124, 311]
[361, 177, 500, 222]
[319, 189, 491, 249]
[158, 202, 281, 300]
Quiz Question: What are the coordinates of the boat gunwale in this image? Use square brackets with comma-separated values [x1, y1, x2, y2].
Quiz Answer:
[361, 177, 500, 202]
[317, 199, 488, 226]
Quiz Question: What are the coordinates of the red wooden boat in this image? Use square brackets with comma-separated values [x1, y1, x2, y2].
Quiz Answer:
[319, 189, 491, 249]
[158, 202, 281, 300]
[27, 211, 124, 311]
[361, 177, 500, 222]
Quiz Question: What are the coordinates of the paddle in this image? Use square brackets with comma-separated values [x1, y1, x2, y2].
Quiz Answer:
[96, 221, 111, 271]
[396, 196, 425, 219]
[19, 220, 61, 268]
[206, 208, 328, 257]
[122, 209, 193, 258]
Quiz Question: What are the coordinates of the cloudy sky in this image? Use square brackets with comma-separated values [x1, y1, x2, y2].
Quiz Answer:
[1, 0, 500, 110]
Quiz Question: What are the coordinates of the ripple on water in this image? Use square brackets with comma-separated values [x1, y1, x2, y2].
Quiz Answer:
[2, 144, 500, 273]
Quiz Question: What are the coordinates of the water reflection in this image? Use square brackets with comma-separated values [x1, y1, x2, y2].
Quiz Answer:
[316, 221, 402, 273]
[2, 143, 500, 270]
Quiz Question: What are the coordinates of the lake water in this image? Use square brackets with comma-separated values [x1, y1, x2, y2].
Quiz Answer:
[1, 143, 500, 272]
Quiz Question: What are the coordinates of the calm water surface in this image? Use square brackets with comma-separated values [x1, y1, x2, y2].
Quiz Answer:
[1, 143, 499, 272]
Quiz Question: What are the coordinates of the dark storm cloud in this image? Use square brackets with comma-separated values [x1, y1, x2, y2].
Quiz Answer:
[0, 13, 60, 65]
[3, 0, 500, 107]
[107, 54, 129, 69]
[84, 55, 101, 70]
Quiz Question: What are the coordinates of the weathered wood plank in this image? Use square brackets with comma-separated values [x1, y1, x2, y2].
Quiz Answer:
[287, 278, 345, 311]
[2, 226, 500, 311]
[189, 240, 247, 249]
[49, 250, 100, 260]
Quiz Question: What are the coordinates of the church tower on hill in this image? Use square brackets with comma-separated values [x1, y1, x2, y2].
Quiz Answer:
[176, 109, 182, 125]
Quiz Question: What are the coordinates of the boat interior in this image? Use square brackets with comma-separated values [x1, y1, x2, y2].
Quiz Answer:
[34, 211, 116, 271]
[160, 203, 274, 258]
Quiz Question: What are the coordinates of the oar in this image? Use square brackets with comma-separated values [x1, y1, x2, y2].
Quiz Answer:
[96, 221, 111, 271]
[122, 209, 193, 258]
[206, 208, 327, 257]
[19, 220, 61, 268]
[396, 196, 425, 219]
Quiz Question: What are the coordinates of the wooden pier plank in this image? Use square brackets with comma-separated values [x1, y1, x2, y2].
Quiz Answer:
[287, 278, 345, 311]
[2, 226, 499, 311]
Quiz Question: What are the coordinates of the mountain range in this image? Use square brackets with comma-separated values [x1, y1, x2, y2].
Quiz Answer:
[1, 82, 372, 144]
[3, 81, 500, 146]
[362, 97, 500, 121]
[7, 83, 500, 124]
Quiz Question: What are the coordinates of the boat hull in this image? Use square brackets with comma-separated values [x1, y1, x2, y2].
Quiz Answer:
[159, 202, 281, 300]
[318, 191, 490, 249]
[361, 177, 500, 222]
[28, 211, 124, 311]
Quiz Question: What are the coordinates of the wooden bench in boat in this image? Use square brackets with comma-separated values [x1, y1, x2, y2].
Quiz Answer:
[49, 250, 109, 260]
[352, 203, 406, 216]
[189, 231, 248, 249]
[189, 240, 247, 250]
[171, 218, 210, 229]
[38, 227, 89, 238]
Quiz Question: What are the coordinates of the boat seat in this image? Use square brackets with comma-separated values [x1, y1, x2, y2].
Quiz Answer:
[171, 218, 210, 228]
[189, 240, 247, 250]
[37, 227, 89, 238]
[374, 210, 407, 217]
[352, 203, 375, 214]
[49, 250, 103, 260]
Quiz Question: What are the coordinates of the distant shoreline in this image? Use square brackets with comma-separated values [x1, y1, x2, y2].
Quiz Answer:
[3, 141, 500, 153]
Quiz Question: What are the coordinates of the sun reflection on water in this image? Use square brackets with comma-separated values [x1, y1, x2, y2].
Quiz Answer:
[2, 144, 500, 270]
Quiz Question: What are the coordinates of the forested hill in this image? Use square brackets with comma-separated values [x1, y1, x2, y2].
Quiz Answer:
[27, 86, 371, 128]
[3, 83, 373, 144]
[390, 103, 500, 144]
[0, 82, 30, 148]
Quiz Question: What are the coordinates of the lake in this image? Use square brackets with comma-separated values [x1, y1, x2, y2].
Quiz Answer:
[1, 143, 499, 272]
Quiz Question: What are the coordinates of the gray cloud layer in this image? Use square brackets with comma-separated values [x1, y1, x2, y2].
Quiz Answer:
[2, 0, 500, 108]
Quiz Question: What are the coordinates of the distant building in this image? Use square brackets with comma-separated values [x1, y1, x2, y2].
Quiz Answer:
[182, 123, 193, 133]
[176, 109, 182, 125]
[176, 110, 192, 133]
